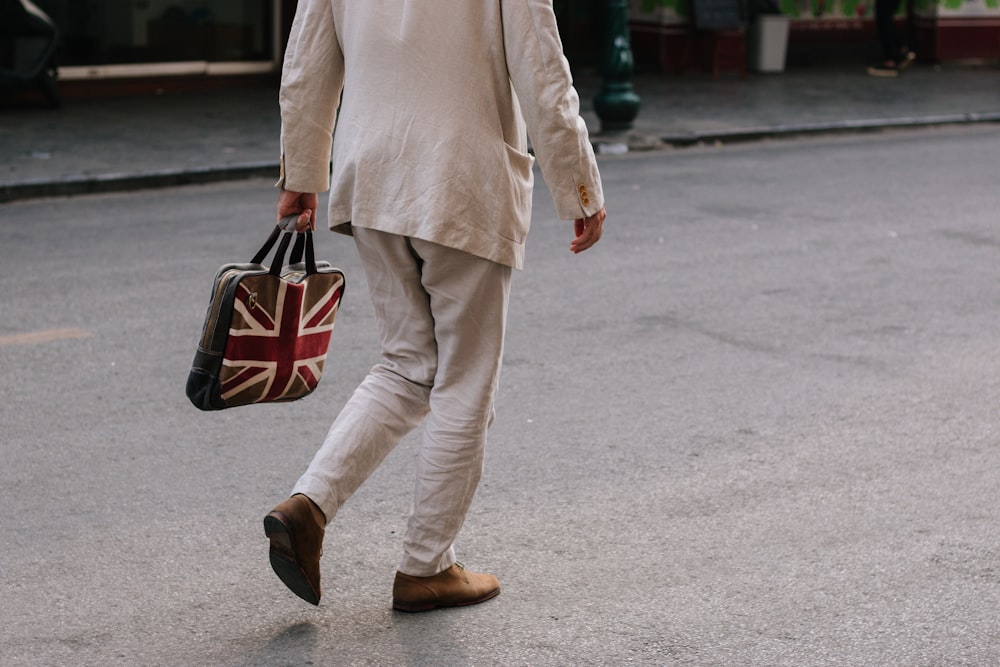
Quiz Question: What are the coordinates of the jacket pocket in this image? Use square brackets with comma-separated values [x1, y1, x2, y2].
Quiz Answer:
[500, 143, 535, 242]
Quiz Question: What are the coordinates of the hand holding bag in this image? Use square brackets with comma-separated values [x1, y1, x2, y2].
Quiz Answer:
[186, 220, 345, 410]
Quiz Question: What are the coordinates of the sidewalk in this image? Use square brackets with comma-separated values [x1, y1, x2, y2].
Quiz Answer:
[2, 61, 999, 202]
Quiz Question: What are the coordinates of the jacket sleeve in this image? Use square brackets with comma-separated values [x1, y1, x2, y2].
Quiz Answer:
[275, 0, 344, 194]
[501, 0, 604, 221]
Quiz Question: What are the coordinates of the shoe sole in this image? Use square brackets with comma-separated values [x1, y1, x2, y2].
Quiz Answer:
[866, 67, 898, 78]
[392, 586, 501, 613]
[263, 513, 320, 606]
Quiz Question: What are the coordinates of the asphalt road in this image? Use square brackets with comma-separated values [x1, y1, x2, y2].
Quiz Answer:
[2, 125, 998, 666]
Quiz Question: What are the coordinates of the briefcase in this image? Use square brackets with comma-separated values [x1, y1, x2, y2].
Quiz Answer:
[186, 222, 345, 410]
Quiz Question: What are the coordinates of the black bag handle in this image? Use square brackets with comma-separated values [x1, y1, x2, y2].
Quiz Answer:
[282, 215, 318, 275]
[251, 224, 283, 265]
[269, 231, 295, 276]
[288, 231, 318, 275]
[251, 216, 318, 276]
[290, 233, 306, 265]
[303, 231, 318, 275]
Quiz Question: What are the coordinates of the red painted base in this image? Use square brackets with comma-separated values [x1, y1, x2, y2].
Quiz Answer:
[916, 17, 1000, 61]
[631, 16, 1000, 70]
[630, 22, 747, 77]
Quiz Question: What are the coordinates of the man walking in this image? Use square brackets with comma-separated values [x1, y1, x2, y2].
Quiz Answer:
[264, 0, 606, 612]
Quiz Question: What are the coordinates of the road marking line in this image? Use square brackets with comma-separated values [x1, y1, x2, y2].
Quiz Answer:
[0, 328, 92, 346]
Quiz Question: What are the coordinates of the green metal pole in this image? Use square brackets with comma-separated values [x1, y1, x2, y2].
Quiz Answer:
[593, 0, 641, 134]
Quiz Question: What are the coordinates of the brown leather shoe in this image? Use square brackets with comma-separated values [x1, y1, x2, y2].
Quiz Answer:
[263, 494, 325, 605]
[392, 563, 500, 612]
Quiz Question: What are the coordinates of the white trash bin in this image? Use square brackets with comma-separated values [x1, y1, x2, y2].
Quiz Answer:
[749, 15, 790, 73]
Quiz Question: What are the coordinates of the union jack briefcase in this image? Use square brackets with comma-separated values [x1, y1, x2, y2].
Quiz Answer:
[186, 221, 345, 410]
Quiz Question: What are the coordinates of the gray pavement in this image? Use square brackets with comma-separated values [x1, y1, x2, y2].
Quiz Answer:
[2, 125, 1000, 666]
[1, 60, 1000, 202]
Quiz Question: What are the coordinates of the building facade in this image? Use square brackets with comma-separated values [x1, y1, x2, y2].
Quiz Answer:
[33, 0, 291, 83]
[26, 0, 1000, 90]
[627, 0, 1000, 65]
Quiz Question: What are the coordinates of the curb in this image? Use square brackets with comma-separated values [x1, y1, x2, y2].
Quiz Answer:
[658, 112, 1000, 148]
[0, 162, 278, 204]
[589, 112, 1000, 153]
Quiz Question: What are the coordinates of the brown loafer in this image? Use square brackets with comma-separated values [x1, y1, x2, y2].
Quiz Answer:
[392, 563, 500, 612]
[263, 494, 325, 605]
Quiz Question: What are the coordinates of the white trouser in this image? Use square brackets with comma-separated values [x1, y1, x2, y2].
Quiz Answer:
[292, 227, 512, 576]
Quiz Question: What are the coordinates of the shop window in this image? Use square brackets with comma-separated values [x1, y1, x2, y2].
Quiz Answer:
[32, 0, 275, 67]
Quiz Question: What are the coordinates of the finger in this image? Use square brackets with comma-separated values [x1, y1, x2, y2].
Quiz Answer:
[570, 227, 595, 252]
[571, 219, 603, 253]
[290, 210, 308, 232]
[571, 235, 596, 253]
[570, 225, 591, 250]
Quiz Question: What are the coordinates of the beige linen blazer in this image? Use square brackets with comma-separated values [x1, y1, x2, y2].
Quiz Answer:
[277, 0, 604, 269]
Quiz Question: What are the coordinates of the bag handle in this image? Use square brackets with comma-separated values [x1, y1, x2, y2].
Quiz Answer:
[302, 231, 318, 275]
[282, 215, 318, 275]
[250, 216, 318, 276]
[290, 233, 306, 265]
[275, 232, 296, 276]
[288, 232, 318, 275]
[250, 224, 283, 265]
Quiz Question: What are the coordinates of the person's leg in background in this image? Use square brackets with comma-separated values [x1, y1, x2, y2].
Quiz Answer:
[876, 0, 903, 63]
[868, 0, 915, 76]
